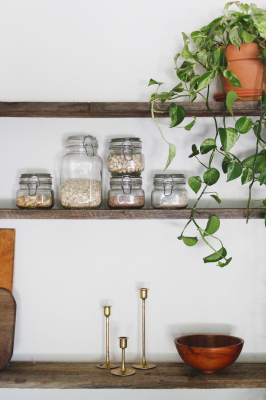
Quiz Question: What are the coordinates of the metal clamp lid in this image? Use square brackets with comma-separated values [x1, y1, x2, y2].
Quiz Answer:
[153, 174, 186, 196]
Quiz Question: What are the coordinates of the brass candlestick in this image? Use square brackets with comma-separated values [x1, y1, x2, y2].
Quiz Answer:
[132, 288, 156, 370]
[111, 337, 135, 376]
[96, 306, 119, 369]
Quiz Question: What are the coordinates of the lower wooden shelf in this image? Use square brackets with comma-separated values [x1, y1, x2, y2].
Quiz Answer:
[0, 208, 264, 219]
[0, 362, 265, 389]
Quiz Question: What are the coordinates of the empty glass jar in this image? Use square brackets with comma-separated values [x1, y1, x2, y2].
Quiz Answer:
[151, 174, 188, 209]
[108, 175, 145, 209]
[16, 173, 54, 209]
[60, 135, 103, 209]
[108, 138, 144, 174]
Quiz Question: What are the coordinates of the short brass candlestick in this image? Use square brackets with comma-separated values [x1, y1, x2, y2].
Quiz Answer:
[132, 288, 156, 370]
[111, 337, 135, 376]
[96, 306, 119, 369]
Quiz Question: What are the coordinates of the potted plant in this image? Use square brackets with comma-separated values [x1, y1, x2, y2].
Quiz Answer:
[149, 1, 266, 267]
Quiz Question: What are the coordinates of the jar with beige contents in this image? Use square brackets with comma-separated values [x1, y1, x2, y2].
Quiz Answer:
[16, 174, 54, 209]
[151, 174, 188, 209]
[108, 138, 144, 174]
[108, 175, 145, 209]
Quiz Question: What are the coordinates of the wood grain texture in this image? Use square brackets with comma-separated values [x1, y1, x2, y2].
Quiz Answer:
[0, 289, 16, 370]
[0, 362, 265, 389]
[0, 230, 15, 292]
[0, 208, 264, 220]
[0, 101, 260, 118]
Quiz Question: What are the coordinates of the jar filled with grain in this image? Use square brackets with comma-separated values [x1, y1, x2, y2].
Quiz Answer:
[108, 175, 145, 209]
[108, 138, 144, 174]
[151, 174, 188, 209]
[16, 173, 54, 209]
[60, 135, 103, 209]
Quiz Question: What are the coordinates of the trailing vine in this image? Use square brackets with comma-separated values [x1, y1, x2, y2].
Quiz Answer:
[149, 2, 266, 266]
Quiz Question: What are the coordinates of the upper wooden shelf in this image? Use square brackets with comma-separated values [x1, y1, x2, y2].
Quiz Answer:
[0, 362, 265, 389]
[0, 208, 264, 219]
[0, 101, 260, 118]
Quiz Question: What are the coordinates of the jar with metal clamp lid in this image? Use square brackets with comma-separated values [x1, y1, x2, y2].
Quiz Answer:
[108, 175, 145, 209]
[16, 173, 54, 209]
[151, 174, 188, 209]
[60, 135, 103, 209]
[108, 138, 144, 174]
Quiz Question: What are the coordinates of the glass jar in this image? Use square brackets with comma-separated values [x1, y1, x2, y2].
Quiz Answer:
[108, 138, 144, 174]
[108, 175, 145, 209]
[151, 174, 188, 209]
[16, 174, 54, 209]
[60, 135, 103, 209]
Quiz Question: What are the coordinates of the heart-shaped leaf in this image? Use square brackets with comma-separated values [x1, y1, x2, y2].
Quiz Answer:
[235, 116, 253, 133]
[182, 236, 198, 246]
[164, 143, 176, 170]
[203, 247, 227, 263]
[227, 160, 242, 182]
[203, 168, 220, 186]
[169, 104, 186, 127]
[200, 139, 216, 154]
[219, 127, 238, 152]
[204, 215, 220, 236]
[188, 176, 202, 194]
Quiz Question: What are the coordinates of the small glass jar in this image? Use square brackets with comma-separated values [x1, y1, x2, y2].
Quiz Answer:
[108, 138, 144, 174]
[16, 174, 54, 209]
[151, 174, 188, 209]
[60, 135, 103, 209]
[108, 175, 145, 209]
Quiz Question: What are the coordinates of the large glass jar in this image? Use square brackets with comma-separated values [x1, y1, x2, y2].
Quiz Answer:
[108, 138, 144, 174]
[16, 173, 54, 209]
[108, 175, 145, 209]
[151, 174, 188, 209]
[60, 135, 103, 209]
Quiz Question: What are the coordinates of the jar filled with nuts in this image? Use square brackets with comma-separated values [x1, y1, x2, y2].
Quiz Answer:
[16, 174, 54, 209]
[151, 174, 188, 209]
[108, 138, 144, 174]
[60, 135, 103, 209]
[108, 175, 145, 209]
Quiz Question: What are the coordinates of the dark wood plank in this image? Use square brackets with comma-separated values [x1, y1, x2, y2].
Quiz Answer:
[0, 208, 263, 220]
[0, 101, 260, 118]
[0, 362, 265, 389]
[0, 289, 16, 370]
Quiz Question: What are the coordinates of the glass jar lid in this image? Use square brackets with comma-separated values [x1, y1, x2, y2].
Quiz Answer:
[66, 135, 98, 148]
[19, 173, 52, 185]
[110, 174, 142, 186]
[109, 137, 142, 149]
[153, 174, 186, 185]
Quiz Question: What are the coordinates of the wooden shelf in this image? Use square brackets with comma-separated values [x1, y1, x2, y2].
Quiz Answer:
[0, 362, 265, 389]
[0, 208, 264, 220]
[0, 101, 260, 118]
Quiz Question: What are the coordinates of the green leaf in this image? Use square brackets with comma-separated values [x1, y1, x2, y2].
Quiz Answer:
[241, 168, 253, 184]
[218, 257, 232, 267]
[182, 236, 198, 246]
[254, 153, 266, 173]
[204, 215, 220, 236]
[229, 26, 242, 48]
[176, 61, 195, 83]
[164, 143, 176, 170]
[222, 155, 232, 173]
[258, 171, 266, 185]
[184, 118, 196, 131]
[223, 69, 232, 79]
[182, 32, 188, 42]
[181, 43, 196, 63]
[203, 247, 227, 263]
[242, 30, 256, 43]
[235, 116, 253, 133]
[188, 176, 202, 194]
[200, 138, 216, 154]
[196, 71, 216, 92]
[191, 30, 205, 48]
[170, 83, 184, 93]
[203, 168, 220, 186]
[169, 104, 185, 127]
[263, 199, 266, 207]
[188, 144, 199, 158]
[227, 160, 243, 182]
[219, 127, 238, 152]
[148, 78, 163, 86]
[226, 90, 239, 116]
[252, 8, 266, 40]
[213, 48, 227, 67]
[228, 73, 242, 88]
[211, 194, 221, 204]
[197, 50, 208, 67]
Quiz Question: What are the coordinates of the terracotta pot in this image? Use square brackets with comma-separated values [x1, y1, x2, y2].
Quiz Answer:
[214, 43, 266, 102]
[174, 334, 244, 373]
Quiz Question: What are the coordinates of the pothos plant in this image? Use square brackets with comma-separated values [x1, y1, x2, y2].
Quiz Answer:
[149, 1, 266, 267]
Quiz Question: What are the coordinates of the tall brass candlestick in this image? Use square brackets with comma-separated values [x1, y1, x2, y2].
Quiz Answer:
[111, 337, 135, 376]
[132, 288, 156, 370]
[96, 306, 119, 369]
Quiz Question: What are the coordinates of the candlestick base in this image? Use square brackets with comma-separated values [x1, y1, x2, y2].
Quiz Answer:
[132, 362, 157, 370]
[95, 362, 119, 369]
[111, 367, 136, 376]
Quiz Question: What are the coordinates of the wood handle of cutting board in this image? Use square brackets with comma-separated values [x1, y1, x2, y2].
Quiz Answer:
[0, 230, 15, 293]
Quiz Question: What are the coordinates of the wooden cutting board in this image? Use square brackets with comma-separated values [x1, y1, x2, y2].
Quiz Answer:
[0, 288, 16, 370]
[0, 229, 15, 292]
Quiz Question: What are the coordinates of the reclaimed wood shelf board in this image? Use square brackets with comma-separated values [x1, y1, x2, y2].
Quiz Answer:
[0, 362, 265, 389]
[0, 208, 264, 220]
[0, 101, 261, 118]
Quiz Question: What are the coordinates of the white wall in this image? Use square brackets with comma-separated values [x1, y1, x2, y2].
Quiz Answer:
[0, 1, 266, 399]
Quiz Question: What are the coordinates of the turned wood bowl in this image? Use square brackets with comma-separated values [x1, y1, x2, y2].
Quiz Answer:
[174, 334, 244, 373]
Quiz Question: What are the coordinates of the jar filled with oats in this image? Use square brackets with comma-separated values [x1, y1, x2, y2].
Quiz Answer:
[108, 138, 144, 174]
[108, 175, 145, 209]
[151, 174, 188, 209]
[16, 173, 54, 209]
[60, 135, 103, 209]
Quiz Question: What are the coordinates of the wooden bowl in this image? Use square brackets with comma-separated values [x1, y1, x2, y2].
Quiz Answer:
[174, 334, 244, 373]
